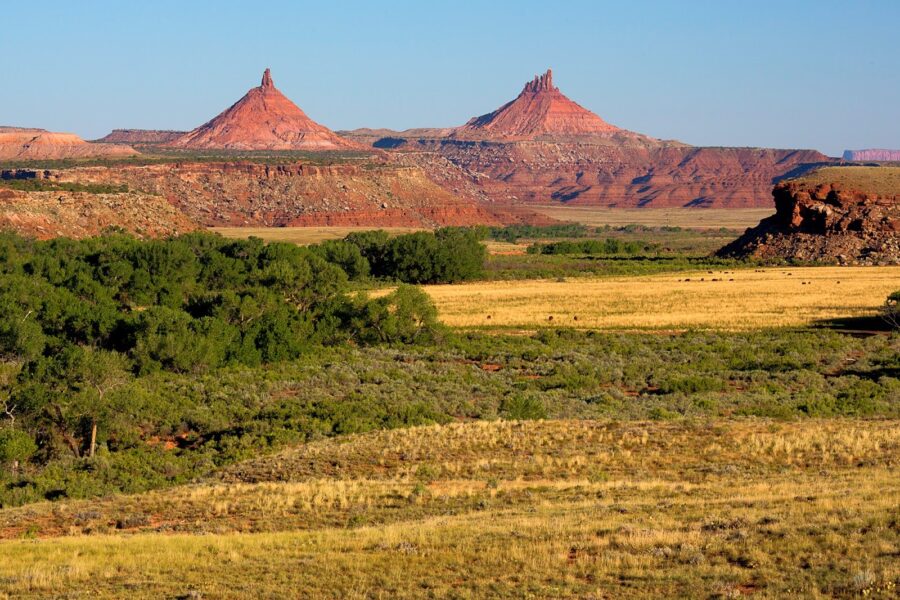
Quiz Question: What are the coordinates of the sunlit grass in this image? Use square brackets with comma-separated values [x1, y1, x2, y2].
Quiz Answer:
[0, 419, 897, 598]
[422, 266, 900, 330]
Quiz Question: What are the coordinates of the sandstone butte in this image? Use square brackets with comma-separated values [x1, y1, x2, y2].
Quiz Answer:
[0, 127, 138, 160]
[169, 69, 365, 151]
[343, 69, 835, 208]
[451, 69, 639, 141]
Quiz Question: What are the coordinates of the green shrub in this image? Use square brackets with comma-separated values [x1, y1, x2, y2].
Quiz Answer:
[0, 428, 37, 466]
[500, 394, 547, 420]
[658, 375, 726, 395]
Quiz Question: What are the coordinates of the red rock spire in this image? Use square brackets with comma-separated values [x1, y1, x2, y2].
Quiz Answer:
[261, 68, 273, 89]
[522, 69, 557, 93]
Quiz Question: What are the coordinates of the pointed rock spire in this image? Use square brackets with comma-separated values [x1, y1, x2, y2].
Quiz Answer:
[452, 68, 629, 140]
[168, 69, 363, 150]
[522, 69, 556, 93]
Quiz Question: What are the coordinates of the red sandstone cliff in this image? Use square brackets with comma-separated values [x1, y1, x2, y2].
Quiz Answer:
[37, 160, 506, 228]
[341, 69, 833, 208]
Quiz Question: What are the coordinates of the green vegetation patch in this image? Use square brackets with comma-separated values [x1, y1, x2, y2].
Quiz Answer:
[0, 179, 130, 194]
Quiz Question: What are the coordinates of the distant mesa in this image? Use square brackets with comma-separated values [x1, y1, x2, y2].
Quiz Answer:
[96, 129, 186, 145]
[450, 69, 649, 142]
[0, 126, 138, 160]
[169, 69, 365, 151]
[843, 149, 900, 162]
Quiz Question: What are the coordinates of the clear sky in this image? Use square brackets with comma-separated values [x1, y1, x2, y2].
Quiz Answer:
[2, 0, 897, 156]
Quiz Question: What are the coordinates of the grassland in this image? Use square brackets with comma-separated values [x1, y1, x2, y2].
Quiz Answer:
[528, 206, 773, 230]
[0, 419, 897, 598]
[794, 166, 900, 196]
[423, 266, 900, 330]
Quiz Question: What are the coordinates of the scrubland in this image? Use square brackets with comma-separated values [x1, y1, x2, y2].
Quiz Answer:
[0, 222, 898, 598]
[0, 419, 897, 598]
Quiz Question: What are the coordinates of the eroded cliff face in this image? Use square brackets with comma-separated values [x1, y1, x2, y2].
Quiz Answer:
[375, 138, 831, 208]
[47, 161, 505, 227]
[0, 187, 198, 239]
[717, 180, 900, 264]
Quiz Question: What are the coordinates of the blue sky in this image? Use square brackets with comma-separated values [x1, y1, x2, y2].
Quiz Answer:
[1, 0, 897, 156]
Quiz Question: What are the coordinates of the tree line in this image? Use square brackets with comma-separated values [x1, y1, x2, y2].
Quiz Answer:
[0, 227, 484, 483]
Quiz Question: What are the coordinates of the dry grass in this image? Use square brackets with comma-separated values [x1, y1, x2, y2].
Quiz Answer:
[0, 419, 897, 598]
[796, 166, 900, 196]
[528, 206, 773, 230]
[422, 266, 900, 330]
[210, 226, 424, 245]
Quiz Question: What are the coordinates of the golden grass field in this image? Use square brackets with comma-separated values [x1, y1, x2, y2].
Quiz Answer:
[210, 226, 424, 245]
[528, 206, 773, 230]
[0, 419, 897, 598]
[422, 266, 900, 330]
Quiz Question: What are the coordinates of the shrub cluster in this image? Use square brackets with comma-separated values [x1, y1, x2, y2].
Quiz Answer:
[527, 238, 659, 256]
[488, 224, 589, 243]
[342, 227, 485, 284]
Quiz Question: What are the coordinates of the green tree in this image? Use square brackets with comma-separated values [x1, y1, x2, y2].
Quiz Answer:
[0, 427, 37, 475]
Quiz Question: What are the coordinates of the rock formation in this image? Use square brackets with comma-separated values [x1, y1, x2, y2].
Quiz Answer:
[843, 149, 900, 162]
[717, 177, 900, 264]
[24, 160, 509, 228]
[451, 69, 638, 141]
[341, 69, 832, 208]
[0, 127, 138, 160]
[169, 69, 364, 151]
[95, 129, 186, 144]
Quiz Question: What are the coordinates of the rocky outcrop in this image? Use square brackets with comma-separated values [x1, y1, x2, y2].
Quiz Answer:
[39, 160, 506, 228]
[0, 127, 138, 161]
[717, 179, 900, 264]
[843, 149, 900, 162]
[95, 129, 186, 144]
[0, 187, 198, 239]
[169, 69, 365, 151]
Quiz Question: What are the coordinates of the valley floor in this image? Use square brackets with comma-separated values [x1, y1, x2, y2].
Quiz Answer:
[529, 206, 775, 230]
[423, 266, 900, 330]
[0, 419, 897, 598]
